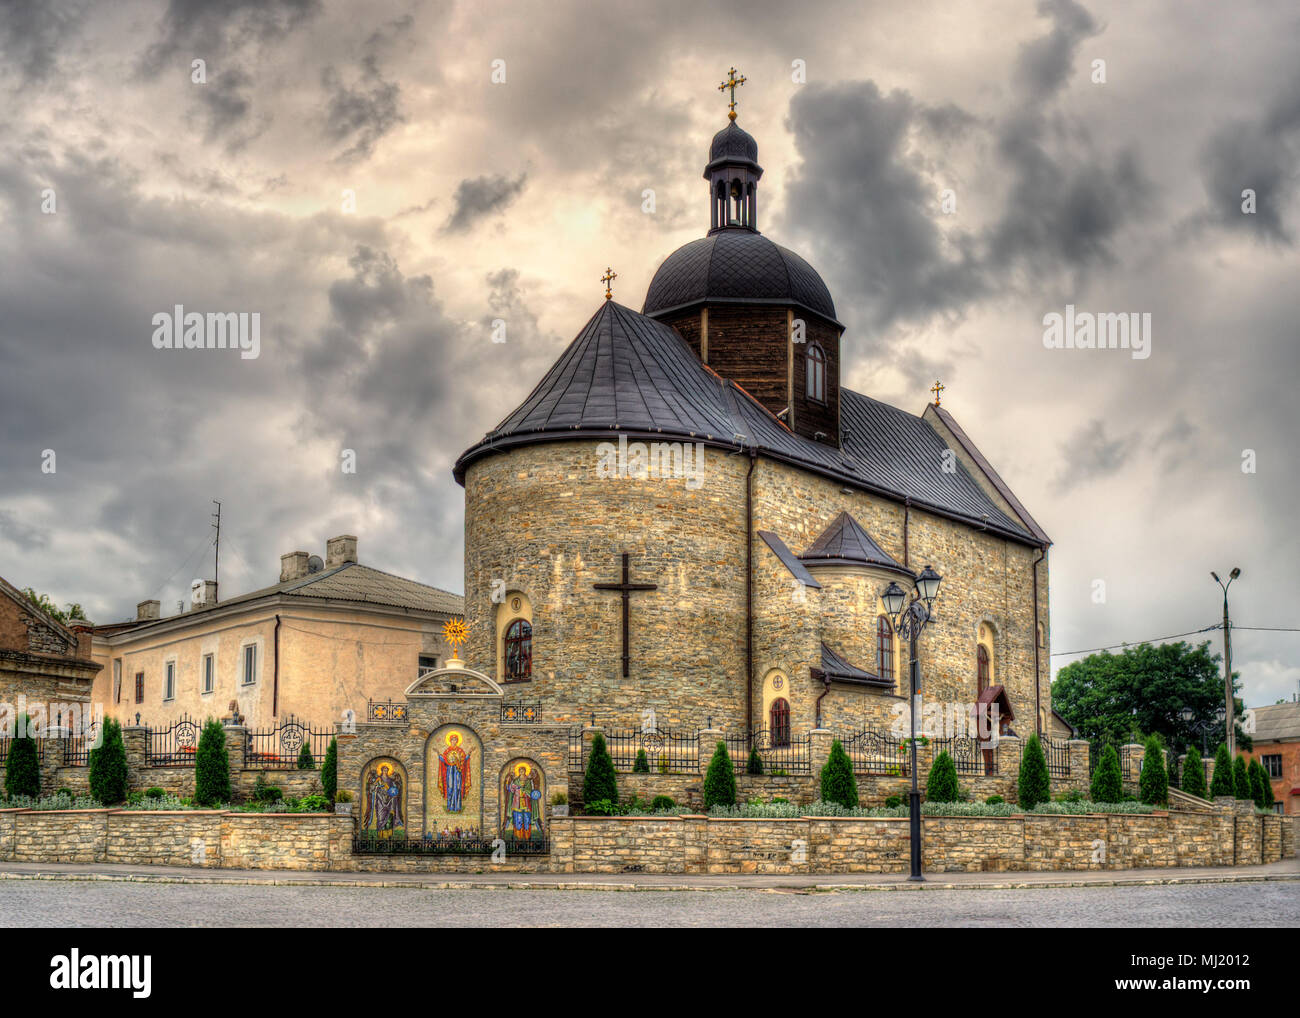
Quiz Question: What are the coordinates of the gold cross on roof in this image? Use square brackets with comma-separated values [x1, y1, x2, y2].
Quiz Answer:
[602, 266, 617, 301]
[930, 380, 945, 406]
[718, 66, 746, 121]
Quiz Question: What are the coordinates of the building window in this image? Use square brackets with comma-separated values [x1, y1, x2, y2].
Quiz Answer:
[418, 654, 438, 675]
[1263, 754, 1283, 779]
[977, 644, 990, 694]
[163, 661, 175, 701]
[134, 672, 144, 704]
[806, 343, 826, 402]
[242, 644, 256, 685]
[770, 698, 791, 747]
[202, 654, 215, 694]
[113, 660, 122, 704]
[876, 616, 894, 688]
[504, 619, 532, 682]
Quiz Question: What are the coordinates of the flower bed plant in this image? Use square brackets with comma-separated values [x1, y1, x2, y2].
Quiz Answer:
[1, 792, 103, 810]
[1030, 799, 1161, 815]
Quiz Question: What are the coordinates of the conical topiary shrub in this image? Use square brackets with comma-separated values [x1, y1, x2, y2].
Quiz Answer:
[702, 741, 737, 809]
[1209, 743, 1234, 797]
[582, 732, 618, 806]
[1090, 744, 1123, 803]
[820, 739, 858, 809]
[1232, 754, 1251, 800]
[1262, 764, 1275, 809]
[925, 750, 960, 803]
[1018, 733, 1051, 810]
[193, 718, 230, 807]
[321, 737, 338, 801]
[633, 749, 650, 773]
[1181, 745, 1207, 800]
[1138, 736, 1168, 806]
[3, 715, 40, 799]
[88, 718, 128, 804]
[746, 745, 763, 776]
[1247, 757, 1268, 809]
[296, 739, 315, 770]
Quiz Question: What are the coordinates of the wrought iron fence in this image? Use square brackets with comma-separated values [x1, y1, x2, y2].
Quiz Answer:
[725, 727, 812, 774]
[245, 714, 332, 769]
[145, 714, 201, 766]
[932, 735, 993, 776]
[1088, 742, 1140, 780]
[352, 834, 549, 856]
[62, 723, 101, 767]
[0, 738, 46, 764]
[841, 728, 909, 776]
[604, 728, 698, 773]
[500, 701, 541, 724]
[1043, 736, 1071, 778]
[367, 699, 408, 722]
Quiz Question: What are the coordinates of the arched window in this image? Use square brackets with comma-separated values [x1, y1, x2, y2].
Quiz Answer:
[504, 618, 532, 682]
[977, 644, 990, 694]
[770, 698, 791, 747]
[806, 343, 826, 402]
[876, 616, 894, 688]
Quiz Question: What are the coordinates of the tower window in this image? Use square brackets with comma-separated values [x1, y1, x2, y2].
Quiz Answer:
[977, 644, 990, 694]
[769, 698, 791, 747]
[876, 616, 894, 688]
[504, 618, 532, 682]
[806, 343, 826, 402]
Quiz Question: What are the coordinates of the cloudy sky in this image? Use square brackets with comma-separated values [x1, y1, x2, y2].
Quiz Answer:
[1, 0, 1297, 707]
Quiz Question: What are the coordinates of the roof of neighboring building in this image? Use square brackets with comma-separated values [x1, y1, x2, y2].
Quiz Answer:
[800, 511, 910, 574]
[0, 574, 81, 650]
[454, 300, 1036, 544]
[1251, 702, 1300, 743]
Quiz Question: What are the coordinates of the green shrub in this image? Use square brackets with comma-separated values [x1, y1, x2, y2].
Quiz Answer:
[334, 788, 352, 804]
[582, 733, 618, 806]
[4, 715, 40, 799]
[633, 749, 650, 773]
[1232, 754, 1251, 799]
[746, 745, 764, 776]
[1262, 765, 1275, 809]
[321, 737, 338, 801]
[985, 795, 1005, 805]
[1181, 745, 1207, 799]
[819, 739, 858, 808]
[1247, 758, 1268, 809]
[1138, 736, 1168, 806]
[145, 786, 166, 799]
[1209, 743, 1234, 797]
[884, 794, 903, 808]
[649, 795, 676, 811]
[926, 751, 960, 803]
[550, 790, 567, 806]
[193, 718, 229, 807]
[1090, 744, 1123, 803]
[1058, 787, 1086, 802]
[252, 772, 282, 803]
[702, 741, 737, 809]
[296, 740, 315, 770]
[87, 718, 128, 805]
[1017, 733, 1051, 810]
[657, 753, 669, 774]
[296, 794, 331, 812]
[582, 798, 618, 816]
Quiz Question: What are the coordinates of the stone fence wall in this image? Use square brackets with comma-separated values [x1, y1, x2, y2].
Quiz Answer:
[1, 797, 1291, 875]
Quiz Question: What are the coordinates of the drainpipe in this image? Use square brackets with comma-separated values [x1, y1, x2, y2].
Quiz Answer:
[272, 614, 281, 718]
[815, 675, 831, 729]
[903, 497, 911, 568]
[745, 449, 757, 734]
[1031, 547, 1045, 736]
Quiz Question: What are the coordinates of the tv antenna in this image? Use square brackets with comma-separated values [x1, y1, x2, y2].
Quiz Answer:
[211, 500, 222, 589]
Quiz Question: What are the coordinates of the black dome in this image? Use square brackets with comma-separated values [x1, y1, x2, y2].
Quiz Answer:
[709, 121, 758, 165]
[642, 230, 837, 322]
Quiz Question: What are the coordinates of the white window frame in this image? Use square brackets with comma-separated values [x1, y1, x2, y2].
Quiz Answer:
[163, 658, 176, 702]
[112, 659, 122, 704]
[241, 643, 257, 686]
[202, 653, 216, 695]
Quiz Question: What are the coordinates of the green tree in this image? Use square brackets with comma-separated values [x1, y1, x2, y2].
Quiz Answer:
[193, 718, 230, 807]
[21, 587, 87, 625]
[1138, 735, 1168, 806]
[582, 733, 618, 806]
[926, 751, 960, 803]
[1262, 764, 1275, 809]
[1246, 758, 1268, 809]
[633, 749, 650, 773]
[1090, 743, 1123, 803]
[296, 740, 315, 770]
[1181, 745, 1207, 799]
[1209, 743, 1234, 797]
[819, 739, 858, 809]
[3, 715, 41, 798]
[1017, 733, 1051, 810]
[1053, 641, 1251, 750]
[702, 741, 737, 809]
[746, 745, 763, 776]
[1232, 754, 1251, 800]
[321, 737, 338, 801]
[88, 718, 128, 804]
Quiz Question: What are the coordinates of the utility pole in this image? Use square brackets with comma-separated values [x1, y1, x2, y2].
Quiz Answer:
[211, 500, 222, 591]
[1211, 568, 1240, 755]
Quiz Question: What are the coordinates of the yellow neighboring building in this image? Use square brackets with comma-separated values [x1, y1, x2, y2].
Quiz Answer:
[90, 535, 462, 732]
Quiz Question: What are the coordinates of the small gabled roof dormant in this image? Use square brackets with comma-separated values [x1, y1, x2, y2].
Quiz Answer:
[799, 511, 911, 575]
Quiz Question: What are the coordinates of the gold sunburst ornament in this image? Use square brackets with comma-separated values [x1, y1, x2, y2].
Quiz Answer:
[443, 617, 468, 659]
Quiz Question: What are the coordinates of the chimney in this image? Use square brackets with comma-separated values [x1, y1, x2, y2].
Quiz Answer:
[280, 550, 310, 582]
[190, 579, 218, 609]
[325, 534, 358, 568]
[136, 599, 160, 621]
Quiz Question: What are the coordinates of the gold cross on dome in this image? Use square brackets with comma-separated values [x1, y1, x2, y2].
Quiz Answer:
[601, 266, 617, 301]
[931, 380, 945, 406]
[718, 67, 746, 121]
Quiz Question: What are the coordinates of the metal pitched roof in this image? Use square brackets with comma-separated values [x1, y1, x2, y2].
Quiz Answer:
[818, 642, 891, 687]
[799, 511, 910, 573]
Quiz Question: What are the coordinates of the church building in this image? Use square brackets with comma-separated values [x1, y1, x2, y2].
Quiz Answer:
[454, 89, 1055, 745]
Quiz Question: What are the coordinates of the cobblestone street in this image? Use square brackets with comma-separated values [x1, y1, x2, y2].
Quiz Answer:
[3, 876, 1297, 927]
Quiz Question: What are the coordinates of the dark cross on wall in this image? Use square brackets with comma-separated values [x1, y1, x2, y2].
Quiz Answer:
[593, 552, 658, 678]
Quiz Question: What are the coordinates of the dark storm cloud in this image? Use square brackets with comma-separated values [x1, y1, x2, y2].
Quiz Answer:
[192, 67, 267, 148]
[139, 0, 321, 76]
[442, 174, 527, 234]
[0, 0, 83, 85]
[321, 58, 405, 162]
[1052, 419, 1135, 492]
[1013, 0, 1099, 99]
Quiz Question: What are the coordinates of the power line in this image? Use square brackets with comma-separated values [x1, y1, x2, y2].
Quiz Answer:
[1050, 624, 1221, 658]
[143, 531, 215, 604]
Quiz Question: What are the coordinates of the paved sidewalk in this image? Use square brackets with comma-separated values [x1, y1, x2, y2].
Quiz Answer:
[0, 856, 1295, 892]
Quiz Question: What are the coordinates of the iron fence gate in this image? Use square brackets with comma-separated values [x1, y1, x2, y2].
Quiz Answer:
[842, 728, 910, 776]
[245, 714, 331, 768]
[725, 727, 812, 774]
[145, 714, 201, 766]
[932, 735, 993, 776]
[604, 728, 698, 773]
[1043, 737, 1070, 778]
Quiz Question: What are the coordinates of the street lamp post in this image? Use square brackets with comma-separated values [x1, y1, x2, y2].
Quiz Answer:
[1211, 568, 1240, 755]
[881, 565, 943, 883]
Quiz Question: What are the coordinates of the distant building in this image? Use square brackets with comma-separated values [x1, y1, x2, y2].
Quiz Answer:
[1244, 701, 1300, 815]
[90, 535, 462, 731]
